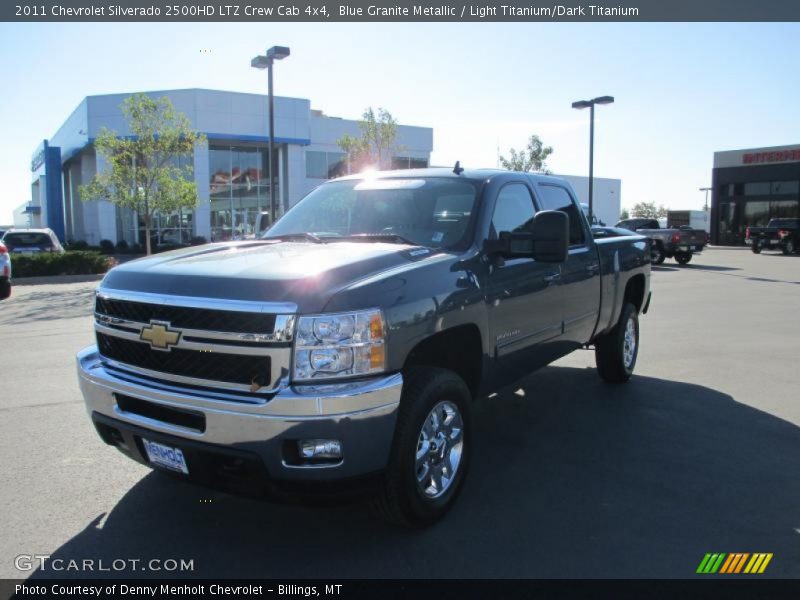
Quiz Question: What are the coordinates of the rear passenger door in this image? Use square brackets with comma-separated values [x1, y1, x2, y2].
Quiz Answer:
[535, 184, 601, 345]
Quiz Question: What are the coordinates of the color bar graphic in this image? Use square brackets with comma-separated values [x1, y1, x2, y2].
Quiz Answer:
[698, 552, 773, 574]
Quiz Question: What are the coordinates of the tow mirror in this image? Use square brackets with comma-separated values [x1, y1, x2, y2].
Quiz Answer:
[484, 210, 569, 262]
[531, 210, 569, 263]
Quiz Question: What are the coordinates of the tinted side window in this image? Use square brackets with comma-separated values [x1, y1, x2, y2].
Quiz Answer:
[491, 183, 536, 237]
[537, 185, 586, 246]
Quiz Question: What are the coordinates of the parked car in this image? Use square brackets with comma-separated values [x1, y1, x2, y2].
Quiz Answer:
[0, 241, 11, 300]
[1, 228, 65, 255]
[77, 167, 651, 527]
[616, 218, 707, 265]
[745, 218, 800, 255]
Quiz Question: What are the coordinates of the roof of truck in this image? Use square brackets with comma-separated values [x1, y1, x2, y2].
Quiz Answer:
[334, 167, 568, 185]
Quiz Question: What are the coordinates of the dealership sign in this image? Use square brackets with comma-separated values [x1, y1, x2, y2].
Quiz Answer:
[743, 149, 800, 165]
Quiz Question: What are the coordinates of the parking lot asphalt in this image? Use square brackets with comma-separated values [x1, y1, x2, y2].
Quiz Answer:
[1, 247, 798, 579]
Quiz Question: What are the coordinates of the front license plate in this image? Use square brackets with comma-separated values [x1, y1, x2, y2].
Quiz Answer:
[142, 439, 189, 474]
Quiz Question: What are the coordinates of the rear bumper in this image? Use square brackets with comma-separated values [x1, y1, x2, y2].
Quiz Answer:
[77, 346, 402, 489]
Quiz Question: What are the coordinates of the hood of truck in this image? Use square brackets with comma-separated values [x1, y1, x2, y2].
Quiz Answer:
[100, 240, 442, 313]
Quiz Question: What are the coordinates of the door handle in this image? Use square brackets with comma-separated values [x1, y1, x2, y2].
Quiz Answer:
[586, 263, 600, 275]
[543, 273, 561, 283]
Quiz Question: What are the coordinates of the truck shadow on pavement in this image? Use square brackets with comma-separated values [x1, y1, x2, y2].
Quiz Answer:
[0, 287, 95, 325]
[28, 367, 800, 579]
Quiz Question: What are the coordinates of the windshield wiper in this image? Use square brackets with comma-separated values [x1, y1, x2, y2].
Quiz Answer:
[262, 232, 324, 244]
[340, 233, 423, 246]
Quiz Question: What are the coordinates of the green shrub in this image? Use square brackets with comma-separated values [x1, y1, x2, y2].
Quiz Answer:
[153, 243, 186, 254]
[116, 239, 129, 251]
[190, 236, 207, 246]
[10, 251, 113, 278]
[99, 239, 115, 254]
[66, 240, 89, 251]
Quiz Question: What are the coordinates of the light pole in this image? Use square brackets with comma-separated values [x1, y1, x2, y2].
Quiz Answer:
[699, 187, 712, 211]
[572, 96, 614, 223]
[252, 45, 290, 226]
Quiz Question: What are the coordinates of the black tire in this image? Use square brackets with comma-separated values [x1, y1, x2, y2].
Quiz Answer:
[595, 302, 639, 383]
[374, 367, 472, 527]
[674, 252, 692, 265]
[751, 243, 762, 254]
[783, 240, 795, 255]
[650, 243, 666, 265]
[0, 279, 10, 300]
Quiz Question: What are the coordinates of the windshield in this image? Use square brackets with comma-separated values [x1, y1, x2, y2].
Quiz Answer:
[2, 232, 53, 249]
[265, 177, 480, 249]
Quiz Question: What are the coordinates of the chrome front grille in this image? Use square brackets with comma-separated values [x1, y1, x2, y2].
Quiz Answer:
[93, 289, 295, 394]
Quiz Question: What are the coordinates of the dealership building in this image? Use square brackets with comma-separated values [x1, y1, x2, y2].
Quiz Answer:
[23, 88, 620, 245]
[711, 144, 800, 245]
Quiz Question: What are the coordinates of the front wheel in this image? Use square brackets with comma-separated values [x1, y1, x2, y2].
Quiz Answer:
[374, 367, 472, 527]
[674, 252, 692, 265]
[595, 302, 639, 383]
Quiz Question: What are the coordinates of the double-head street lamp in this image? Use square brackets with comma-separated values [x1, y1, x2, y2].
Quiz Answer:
[572, 95, 614, 222]
[251, 45, 291, 226]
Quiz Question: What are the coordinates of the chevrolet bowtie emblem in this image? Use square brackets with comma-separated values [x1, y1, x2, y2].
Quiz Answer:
[140, 321, 181, 351]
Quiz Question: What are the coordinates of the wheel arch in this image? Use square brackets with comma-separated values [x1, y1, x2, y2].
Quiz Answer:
[402, 324, 483, 399]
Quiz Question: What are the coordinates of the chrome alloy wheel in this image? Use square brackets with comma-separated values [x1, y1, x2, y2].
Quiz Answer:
[415, 400, 464, 499]
[623, 316, 637, 369]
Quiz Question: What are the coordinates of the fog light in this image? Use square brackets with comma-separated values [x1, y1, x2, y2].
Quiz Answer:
[298, 439, 342, 460]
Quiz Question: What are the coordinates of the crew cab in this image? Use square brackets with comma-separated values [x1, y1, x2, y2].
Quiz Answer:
[745, 218, 800, 255]
[77, 168, 652, 526]
[616, 218, 706, 265]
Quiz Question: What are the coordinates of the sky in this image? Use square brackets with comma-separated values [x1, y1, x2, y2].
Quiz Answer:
[0, 21, 798, 224]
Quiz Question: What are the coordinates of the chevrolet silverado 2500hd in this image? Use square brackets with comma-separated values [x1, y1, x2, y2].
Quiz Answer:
[77, 168, 651, 526]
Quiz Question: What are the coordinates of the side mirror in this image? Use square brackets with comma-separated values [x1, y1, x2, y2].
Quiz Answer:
[531, 210, 569, 263]
[484, 231, 536, 259]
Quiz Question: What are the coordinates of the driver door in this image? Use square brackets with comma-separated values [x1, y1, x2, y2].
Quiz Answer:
[485, 182, 564, 382]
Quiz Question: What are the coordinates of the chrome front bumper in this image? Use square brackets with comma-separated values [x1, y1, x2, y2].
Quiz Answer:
[77, 346, 402, 482]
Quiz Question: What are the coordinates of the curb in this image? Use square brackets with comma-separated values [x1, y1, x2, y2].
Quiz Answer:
[13, 273, 105, 286]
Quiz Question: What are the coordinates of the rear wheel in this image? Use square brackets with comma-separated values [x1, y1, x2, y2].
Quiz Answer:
[650, 243, 666, 265]
[0, 279, 10, 300]
[595, 302, 639, 383]
[374, 367, 471, 527]
[783, 239, 795, 255]
[674, 252, 692, 265]
[751, 242, 762, 254]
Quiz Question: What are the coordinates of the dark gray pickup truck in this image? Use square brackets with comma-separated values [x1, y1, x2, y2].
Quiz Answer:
[616, 218, 707, 265]
[77, 167, 651, 526]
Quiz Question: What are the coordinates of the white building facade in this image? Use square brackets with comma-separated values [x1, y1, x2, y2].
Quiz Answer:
[27, 89, 433, 245]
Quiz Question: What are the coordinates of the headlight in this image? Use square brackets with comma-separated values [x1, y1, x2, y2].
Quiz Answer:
[293, 308, 386, 381]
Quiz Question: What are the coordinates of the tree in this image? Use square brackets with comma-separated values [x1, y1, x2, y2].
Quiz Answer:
[79, 94, 205, 255]
[337, 107, 400, 172]
[631, 202, 670, 219]
[619, 208, 630, 220]
[499, 135, 553, 173]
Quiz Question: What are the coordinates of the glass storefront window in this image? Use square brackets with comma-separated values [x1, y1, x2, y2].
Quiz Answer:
[744, 182, 771, 196]
[209, 144, 280, 242]
[771, 181, 799, 196]
[770, 200, 799, 219]
[306, 150, 348, 179]
[743, 201, 770, 228]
